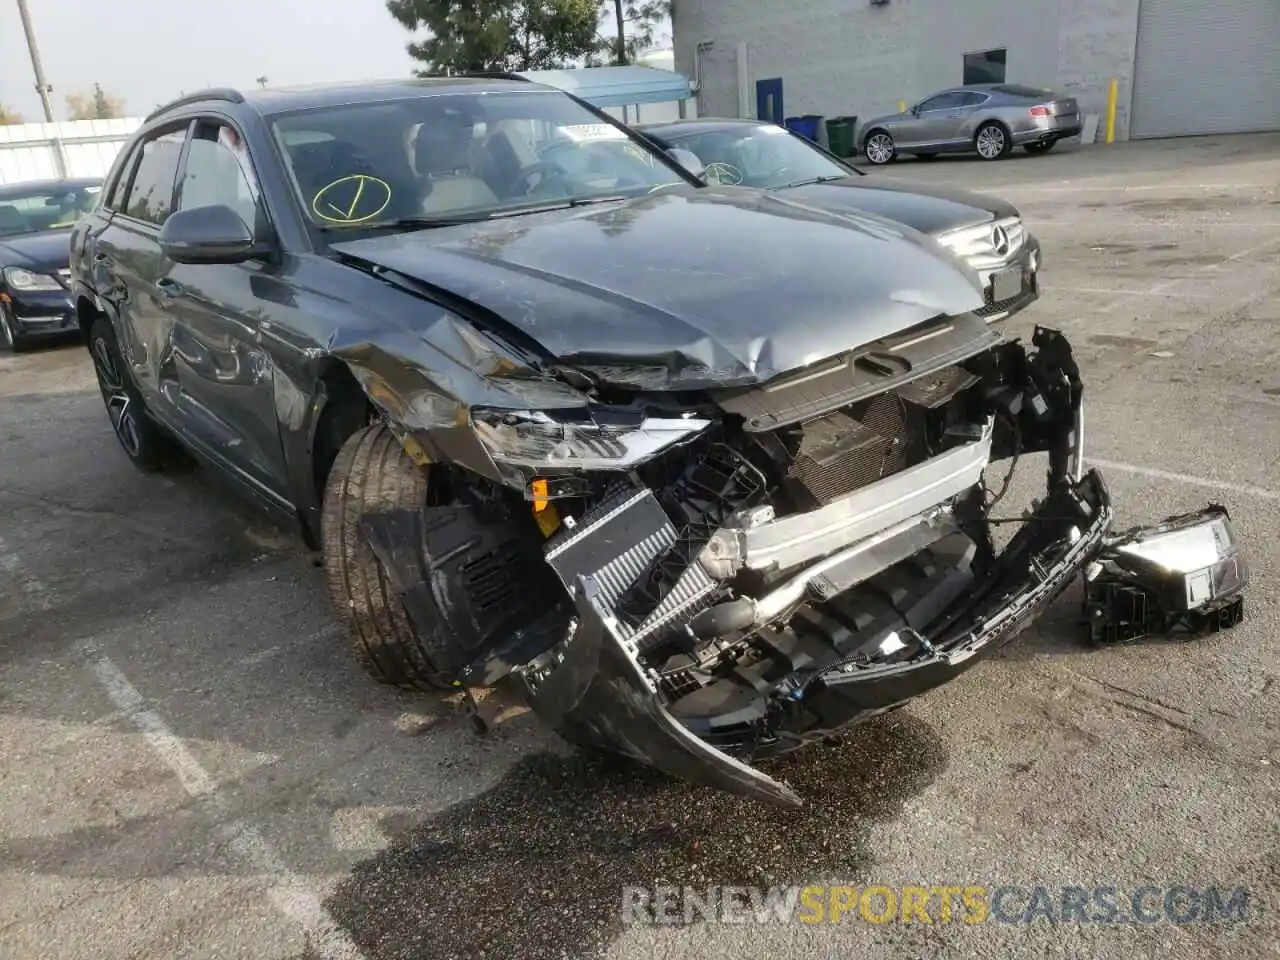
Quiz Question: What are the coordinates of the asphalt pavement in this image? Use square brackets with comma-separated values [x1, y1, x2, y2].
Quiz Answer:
[1, 132, 1278, 960]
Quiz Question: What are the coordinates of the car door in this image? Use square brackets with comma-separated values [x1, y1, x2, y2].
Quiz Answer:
[909, 93, 967, 147]
[89, 122, 191, 422]
[951, 92, 992, 143]
[164, 115, 293, 509]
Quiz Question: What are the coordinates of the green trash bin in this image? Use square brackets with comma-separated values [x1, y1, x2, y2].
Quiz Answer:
[825, 116, 858, 158]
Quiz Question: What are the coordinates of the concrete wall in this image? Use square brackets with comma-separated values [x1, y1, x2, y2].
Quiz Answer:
[674, 0, 1141, 141]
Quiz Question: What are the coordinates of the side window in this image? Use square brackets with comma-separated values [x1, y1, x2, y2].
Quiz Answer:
[959, 92, 989, 107]
[104, 144, 140, 211]
[177, 119, 263, 233]
[921, 93, 963, 112]
[123, 127, 188, 225]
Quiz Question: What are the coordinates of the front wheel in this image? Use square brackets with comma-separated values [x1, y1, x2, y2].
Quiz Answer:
[321, 423, 451, 690]
[975, 122, 1011, 160]
[1024, 140, 1057, 155]
[321, 423, 567, 691]
[88, 315, 182, 469]
[863, 130, 896, 165]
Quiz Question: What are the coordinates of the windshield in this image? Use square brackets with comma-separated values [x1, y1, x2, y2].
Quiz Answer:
[658, 125, 851, 189]
[270, 89, 687, 233]
[0, 182, 102, 238]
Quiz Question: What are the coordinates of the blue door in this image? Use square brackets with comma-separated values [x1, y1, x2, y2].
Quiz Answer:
[756, 78, 784, 124]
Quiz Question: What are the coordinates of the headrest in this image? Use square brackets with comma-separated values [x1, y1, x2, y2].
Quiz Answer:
[415, 121, 474, 176]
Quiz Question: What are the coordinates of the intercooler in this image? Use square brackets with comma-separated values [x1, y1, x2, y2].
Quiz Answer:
[543, 487, 723, 658]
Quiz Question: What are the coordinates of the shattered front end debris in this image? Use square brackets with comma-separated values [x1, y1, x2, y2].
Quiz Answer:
[357, 319, 1249, 808]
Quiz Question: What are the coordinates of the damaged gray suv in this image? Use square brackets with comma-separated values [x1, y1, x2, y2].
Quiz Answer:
[69, 77, 1248, 807]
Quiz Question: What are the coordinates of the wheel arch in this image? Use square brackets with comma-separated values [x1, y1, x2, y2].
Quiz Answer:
[975, 116, 1013, 140]
[299, 359, 377, 548]
[861, 126, 891, 151]
[75, 292, 105, 336]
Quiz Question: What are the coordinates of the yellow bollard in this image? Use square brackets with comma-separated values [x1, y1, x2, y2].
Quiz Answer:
[1105, 78, 1118, 144]
[899, 100, 906, 113]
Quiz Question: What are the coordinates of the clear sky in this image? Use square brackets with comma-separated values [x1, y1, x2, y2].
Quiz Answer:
[1, 0, 672, 121]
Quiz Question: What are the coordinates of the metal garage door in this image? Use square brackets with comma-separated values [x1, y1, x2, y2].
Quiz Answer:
[1131, 0, 1280, 139]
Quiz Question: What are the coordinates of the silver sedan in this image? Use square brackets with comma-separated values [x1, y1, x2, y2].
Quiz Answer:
[860, 83, 1082, 163]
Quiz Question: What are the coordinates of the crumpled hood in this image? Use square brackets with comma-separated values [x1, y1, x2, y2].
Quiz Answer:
[0, 229, 72, 272]
[330, 186, 985, 387]
[783, 176, 1019, 236]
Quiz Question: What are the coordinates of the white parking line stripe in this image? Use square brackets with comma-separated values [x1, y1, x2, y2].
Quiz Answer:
[1056, 286, 1217, 298]
[82, 644, 369, 960]
[934, 182, 1278, 195]
[1089, 459, 1280, 501]
[1096, 235, 1280, 315]
[0, 534, 54, 610]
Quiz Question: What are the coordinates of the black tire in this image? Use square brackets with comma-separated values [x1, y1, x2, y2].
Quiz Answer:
[321, 423, 452, 690]
[974, 122, 1012, 161]
[862, 129, 896, 165]
[87, 315, 182, 470]
[1024, 140, 1057, 155]
[0, 307, 27, 353]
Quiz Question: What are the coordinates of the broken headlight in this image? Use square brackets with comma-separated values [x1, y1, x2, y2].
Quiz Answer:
[1085, 505, 1249, 644]
[471, 407, 711, 471]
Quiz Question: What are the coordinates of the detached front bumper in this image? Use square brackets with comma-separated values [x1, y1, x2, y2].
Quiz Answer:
[524, 469, 1115, 808]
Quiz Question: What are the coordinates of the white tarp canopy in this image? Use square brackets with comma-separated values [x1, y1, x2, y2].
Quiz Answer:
[514, 66, 692, 108]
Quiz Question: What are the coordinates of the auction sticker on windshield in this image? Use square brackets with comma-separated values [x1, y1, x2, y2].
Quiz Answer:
[312, 174, 392, 224]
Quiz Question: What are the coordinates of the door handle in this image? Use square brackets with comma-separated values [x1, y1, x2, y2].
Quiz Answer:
[155, 278, 184, 300]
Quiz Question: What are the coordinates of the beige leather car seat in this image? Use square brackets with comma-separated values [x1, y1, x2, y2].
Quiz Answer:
[414, 122, 497, 214]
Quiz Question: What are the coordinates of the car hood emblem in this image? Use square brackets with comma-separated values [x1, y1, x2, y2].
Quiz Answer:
[991, 224, 1011, 256]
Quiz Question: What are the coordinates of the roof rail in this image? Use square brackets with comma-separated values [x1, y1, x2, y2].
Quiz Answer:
[145, 87, 246, 122]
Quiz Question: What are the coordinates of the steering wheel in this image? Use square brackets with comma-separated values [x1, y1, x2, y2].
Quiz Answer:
[514, 161, 568, 196]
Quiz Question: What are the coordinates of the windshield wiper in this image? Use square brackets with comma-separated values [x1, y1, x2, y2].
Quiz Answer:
[321, 195, 631, 233]
[779, 174, 849, 189]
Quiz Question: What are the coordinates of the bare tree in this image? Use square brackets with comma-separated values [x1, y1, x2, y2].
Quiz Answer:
[0, 103, 24, 125]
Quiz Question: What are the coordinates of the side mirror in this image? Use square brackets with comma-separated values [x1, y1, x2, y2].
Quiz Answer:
[666, 147, 707, 181]
[159, 204, 258, 265]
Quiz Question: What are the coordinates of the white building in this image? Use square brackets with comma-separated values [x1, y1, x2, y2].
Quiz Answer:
[672, 0, 1279, 142]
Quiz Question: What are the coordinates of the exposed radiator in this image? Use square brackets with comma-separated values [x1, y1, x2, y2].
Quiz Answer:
[544, 487, 721, 655]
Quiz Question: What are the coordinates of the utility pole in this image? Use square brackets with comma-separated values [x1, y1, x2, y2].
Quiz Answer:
[15, 0, 56, 122]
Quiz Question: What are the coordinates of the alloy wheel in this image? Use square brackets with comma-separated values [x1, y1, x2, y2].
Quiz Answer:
[865, 133, 894, 164]
[91, 334, 142, 457]
[976, 126, 1006, 159]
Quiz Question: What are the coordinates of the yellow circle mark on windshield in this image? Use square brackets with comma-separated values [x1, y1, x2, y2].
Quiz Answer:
[311, 174, 392, 224]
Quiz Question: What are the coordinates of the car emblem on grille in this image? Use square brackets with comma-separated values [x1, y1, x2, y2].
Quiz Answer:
[991, 224, 1011, 256]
